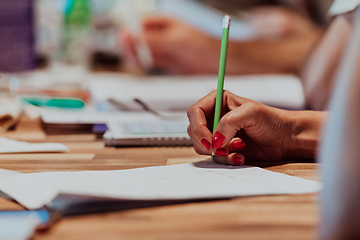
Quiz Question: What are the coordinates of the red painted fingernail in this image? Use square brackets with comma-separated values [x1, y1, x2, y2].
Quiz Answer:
[231, 139, 246, 150]
[233, 156, 243, 164]
[212, 132, 225, 149]
[214, 148, 227, 157]
[201, 139, 211, 151]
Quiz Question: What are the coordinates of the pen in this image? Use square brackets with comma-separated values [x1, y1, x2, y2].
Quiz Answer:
[213, 15, 230, 134]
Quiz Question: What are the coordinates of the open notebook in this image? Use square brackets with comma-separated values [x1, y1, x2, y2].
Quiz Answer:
[104, 120, 192, 147]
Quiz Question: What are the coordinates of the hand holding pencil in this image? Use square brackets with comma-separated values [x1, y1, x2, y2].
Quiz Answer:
[187, 90, 302, 164]
[186, 16, 323, 165]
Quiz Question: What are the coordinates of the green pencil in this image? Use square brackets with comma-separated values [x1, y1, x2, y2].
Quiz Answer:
[213, 15, 230, 134]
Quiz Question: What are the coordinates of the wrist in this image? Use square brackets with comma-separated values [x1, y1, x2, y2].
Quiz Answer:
[284, 110, 326, 159]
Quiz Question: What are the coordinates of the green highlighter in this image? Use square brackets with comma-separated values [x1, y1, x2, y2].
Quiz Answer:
[213, 15, 230, 133]
[20, 96, 85, 109]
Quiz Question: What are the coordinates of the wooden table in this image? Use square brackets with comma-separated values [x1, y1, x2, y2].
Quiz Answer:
[0, 116, 320, 240]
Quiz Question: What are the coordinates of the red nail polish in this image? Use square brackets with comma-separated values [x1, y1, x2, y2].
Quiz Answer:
[233, 156, 242, 164]
[212, 132, 225, 149]
[201, 139, 211, 151]
[232, 140, 246, 150]
[215, 148, 227, 157]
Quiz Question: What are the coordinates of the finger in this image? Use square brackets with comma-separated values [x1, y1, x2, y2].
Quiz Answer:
[188, 125, 211, 154]
[212, 152, 245, 166]
[193, 143, 210, 156]
[213, 101, 260, 149]
[228, 137, 246, 153]
[187, 91, 218, 151]
[212, 138, 246, 157]
[213, 147, 228, 158]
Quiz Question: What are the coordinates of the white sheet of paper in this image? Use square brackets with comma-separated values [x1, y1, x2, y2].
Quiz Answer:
[0, 169, 22, 179]
[0, 137, 69, 153]
[88, 74, 305, 111]
[0, 214, 40, 240]
[41, 109, 162, 124]
[0, 161, 321, 210]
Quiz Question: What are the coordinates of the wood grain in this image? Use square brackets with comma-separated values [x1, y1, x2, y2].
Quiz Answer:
[0, 116, 320, 240]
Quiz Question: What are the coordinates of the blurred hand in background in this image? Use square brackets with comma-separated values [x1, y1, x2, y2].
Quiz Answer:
[119, 6, 322, 75]
[120, 15, 220, 74]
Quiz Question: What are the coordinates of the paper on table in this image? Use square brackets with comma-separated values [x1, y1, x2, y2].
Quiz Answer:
[88, 74, 305, 111]
[41, 108, 163, 124]
[0, 213, 40, 240]
[0, 169, 22, 199]
[0, 137, 69, 153]
[0, 169, 22, 179]
[0, 161, 321, 210]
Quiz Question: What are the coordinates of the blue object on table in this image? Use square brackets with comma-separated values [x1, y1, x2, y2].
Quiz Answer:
[0, 209, 51, 239]
[93, 124, 108, 133]
[0, 209, 50, 225]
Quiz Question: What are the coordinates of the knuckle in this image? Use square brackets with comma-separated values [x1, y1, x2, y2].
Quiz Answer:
[221, 114, 236, 129]
[187, 106, 195, 118]
[244, 102, 264, 117]
[187, 125, 192, 137]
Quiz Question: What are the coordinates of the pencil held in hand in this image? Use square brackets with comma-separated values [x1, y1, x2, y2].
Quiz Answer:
[213, 15, 230, 134]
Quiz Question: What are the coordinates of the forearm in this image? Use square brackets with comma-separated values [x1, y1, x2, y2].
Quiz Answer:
[285, 110, 327, 159]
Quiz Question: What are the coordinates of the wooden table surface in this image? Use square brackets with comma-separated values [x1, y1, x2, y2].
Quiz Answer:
[0, 116, 320, 240]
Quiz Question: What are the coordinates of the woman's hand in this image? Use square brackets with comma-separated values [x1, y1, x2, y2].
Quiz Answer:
[119, 15, 220, 74]
[187, 90, 324, 165]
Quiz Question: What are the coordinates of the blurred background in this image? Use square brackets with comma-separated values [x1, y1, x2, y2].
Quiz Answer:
[0, 0, 323, 74]
[0, 0, 326, 134]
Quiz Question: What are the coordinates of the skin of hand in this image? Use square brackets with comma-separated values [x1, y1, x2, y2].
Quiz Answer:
[120, 15, 221, 75]
[120, 12, 322, 75]
[187, 90, 325, 165]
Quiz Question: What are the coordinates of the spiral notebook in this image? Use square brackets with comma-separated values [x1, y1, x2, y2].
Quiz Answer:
[103, 120, 193, 147]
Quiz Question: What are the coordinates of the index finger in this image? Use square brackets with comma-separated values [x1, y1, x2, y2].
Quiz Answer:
[187, 91, 217, 150]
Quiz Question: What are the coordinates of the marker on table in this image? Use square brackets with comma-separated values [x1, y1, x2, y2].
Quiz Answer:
[20, 96, 85, 109]
[213, 15, 231, 135]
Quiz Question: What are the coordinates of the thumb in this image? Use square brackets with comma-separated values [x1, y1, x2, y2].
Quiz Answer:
[212, 103, 258, 149]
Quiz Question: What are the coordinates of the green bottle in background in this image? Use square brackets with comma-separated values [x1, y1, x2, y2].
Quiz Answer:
[63, 0, 92, 64]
